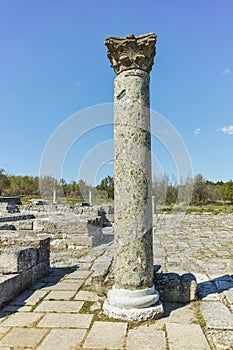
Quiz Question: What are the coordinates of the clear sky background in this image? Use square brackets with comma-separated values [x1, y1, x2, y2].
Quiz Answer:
[0, 0, 232, 185]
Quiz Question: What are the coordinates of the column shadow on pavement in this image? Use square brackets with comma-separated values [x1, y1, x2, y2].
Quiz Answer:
[196, 274, 233, 300]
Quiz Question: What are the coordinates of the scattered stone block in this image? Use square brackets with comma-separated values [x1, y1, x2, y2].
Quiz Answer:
[154, 272, 197, 303]
[17, 220, 33, 230]
[91, 250, 114, 295]
[0, 274, 22, 306]
[32, 260, 50, 283]
[21, 268, 33, 290]
[37, 237, 50, 262]
[0, 237, 50, 308]
[0, 247, 37, 274]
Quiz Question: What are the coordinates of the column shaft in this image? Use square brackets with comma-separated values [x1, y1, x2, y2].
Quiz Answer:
[114, 69, 153, 290]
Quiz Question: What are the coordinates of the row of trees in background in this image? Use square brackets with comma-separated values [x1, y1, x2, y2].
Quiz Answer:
[0, 169, 114, 201]
[0, 169, 233, 205]
[152, 173, 233, 206]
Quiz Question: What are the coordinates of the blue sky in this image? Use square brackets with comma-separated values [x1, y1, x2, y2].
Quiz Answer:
[0, 0, 232, 185]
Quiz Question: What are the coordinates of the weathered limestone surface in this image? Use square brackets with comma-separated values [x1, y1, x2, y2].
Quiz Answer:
[126, 329, 166, 350]
[206, 330, 233, 350]
[0, 328, 47, 348]
[113, 69, 153, 289]
[105, 33, 157, 292]
[0, 237, 50, 274]
[200, 301, 233, 329]
[0, 247, 38, 273]
[166, 323, 211, 350]
[83, 321, 127, 349]
[0, 236, 50, 307]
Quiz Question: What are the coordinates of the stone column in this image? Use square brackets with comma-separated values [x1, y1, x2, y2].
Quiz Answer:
[103, 33, 164, 321]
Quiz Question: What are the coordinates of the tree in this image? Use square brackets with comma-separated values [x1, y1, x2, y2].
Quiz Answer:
[191, 174, 208, 205]
[97, 176, 114, 199]
[166, 185, 178, 205]
[223, 180, 233, 203]
[152, 175, 167, 205]
[0, 169, 10, 195]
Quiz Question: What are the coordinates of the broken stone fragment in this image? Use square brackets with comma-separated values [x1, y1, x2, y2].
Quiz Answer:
[154, 272, 197, 303]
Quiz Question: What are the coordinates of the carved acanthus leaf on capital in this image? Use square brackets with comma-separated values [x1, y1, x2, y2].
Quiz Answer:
[105, 33, 157, 75]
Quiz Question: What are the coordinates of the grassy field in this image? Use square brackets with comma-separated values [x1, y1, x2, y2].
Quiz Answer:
[156, 203, 233, 214]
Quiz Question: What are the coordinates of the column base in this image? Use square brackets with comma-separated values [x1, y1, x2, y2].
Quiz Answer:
[103, 285, 164, 322]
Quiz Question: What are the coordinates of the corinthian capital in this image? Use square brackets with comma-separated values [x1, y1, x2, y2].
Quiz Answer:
[105, 33, 157, 75]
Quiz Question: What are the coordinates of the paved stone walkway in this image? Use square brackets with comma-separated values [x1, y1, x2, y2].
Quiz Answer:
[0, 214, 232, 349]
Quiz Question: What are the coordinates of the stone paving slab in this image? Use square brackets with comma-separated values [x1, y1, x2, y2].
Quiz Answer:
[206, 329, 233, 350]
[0, 312, 44, 327]
[24, 289, 48, 305]
[34, 300, 84, 313]
[45, 290, 76, 300]
[43, 280, 84, 291]
[163, 302, 196, 324]
[126, 329, 166, 350]
[0, 327, 48, 348]
[223, 290, 233, 304]
[0, 327, 10, 338]
[37, 313, 93, 328]
[77, 262, 93, 269]
[166, 323, 211, 350]
[64, 269, 92, 279]
[200, 301, 233, 329]
[38, 328, 87, 350]
[83, 321, 127, 349]
[74, 290, 99, 302]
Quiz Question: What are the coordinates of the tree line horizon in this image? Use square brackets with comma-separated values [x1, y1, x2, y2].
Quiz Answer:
[0, 169, 233, 206]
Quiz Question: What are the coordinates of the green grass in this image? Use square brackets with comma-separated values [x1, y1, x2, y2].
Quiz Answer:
[156, 203, 233, 215]
[192, 301, 207, 329]
[79, 300, 95, 314]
